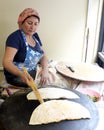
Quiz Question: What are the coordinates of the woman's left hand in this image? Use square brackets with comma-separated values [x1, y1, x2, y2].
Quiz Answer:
[39, 69, 50, 86]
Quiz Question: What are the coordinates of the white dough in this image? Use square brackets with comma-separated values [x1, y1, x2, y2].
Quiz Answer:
[27, 87, 79, 100]
[29, 100, 90, 125]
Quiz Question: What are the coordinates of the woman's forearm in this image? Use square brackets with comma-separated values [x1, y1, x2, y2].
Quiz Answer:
[2, 47, 23, 77]
[40, 54, 48, 71]
[3, 60, 23, 77]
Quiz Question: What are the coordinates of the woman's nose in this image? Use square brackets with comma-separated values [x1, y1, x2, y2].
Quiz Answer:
[30, 24, 34, 29]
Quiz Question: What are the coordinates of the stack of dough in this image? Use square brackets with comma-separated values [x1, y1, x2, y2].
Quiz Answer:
[27, 87, 90, 125]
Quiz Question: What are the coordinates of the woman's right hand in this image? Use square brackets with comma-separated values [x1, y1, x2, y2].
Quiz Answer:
[20, 71, 33, 86]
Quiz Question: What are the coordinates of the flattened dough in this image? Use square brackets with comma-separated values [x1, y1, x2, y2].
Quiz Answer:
[29, 100, 90, 125]
[27, 87, 79, 100]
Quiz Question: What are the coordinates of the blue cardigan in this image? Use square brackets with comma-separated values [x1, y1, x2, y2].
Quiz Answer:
[4, 29, 43, 79]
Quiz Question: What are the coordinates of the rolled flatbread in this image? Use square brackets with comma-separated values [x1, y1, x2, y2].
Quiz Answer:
[29, 100, 90, 125]
[27, 87, 79, 100]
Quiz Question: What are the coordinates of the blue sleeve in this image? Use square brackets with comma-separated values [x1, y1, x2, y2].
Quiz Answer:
[5, 30, 26, 62]
[6, 30, 24, 50]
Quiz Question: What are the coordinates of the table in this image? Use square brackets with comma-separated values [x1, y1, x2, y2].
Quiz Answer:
[0, 87, 99, 130]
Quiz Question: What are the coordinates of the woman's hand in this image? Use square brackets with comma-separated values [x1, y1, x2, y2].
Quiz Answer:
[20, 71, 33, 86]
[38, 54, 50, 86]
[39, 69, 50, 86]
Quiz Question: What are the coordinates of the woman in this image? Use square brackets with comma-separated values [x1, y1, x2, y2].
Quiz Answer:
[2, 8, 50, 87]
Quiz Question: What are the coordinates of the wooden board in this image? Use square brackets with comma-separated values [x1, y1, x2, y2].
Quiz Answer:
[56, 62, 104, 82]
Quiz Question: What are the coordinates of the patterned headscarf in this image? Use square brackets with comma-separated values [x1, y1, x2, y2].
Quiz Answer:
[18, 8, 40, 29]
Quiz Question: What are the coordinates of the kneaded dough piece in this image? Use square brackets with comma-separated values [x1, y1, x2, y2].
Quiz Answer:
[29, 100, 90, 125]
[27, 87, 79, 100]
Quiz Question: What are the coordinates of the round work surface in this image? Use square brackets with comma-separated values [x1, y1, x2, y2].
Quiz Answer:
[56, 62, 104, 82]
[0, 86, 99, 130]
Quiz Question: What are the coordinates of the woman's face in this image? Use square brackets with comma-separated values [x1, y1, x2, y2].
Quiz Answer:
[22, 16, 39, 36]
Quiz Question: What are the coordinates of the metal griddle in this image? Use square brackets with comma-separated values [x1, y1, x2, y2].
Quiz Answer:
[0, 86, 99, 130]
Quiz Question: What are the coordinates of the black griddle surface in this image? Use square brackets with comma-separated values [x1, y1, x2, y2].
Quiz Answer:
[0, 86, 99, 130]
